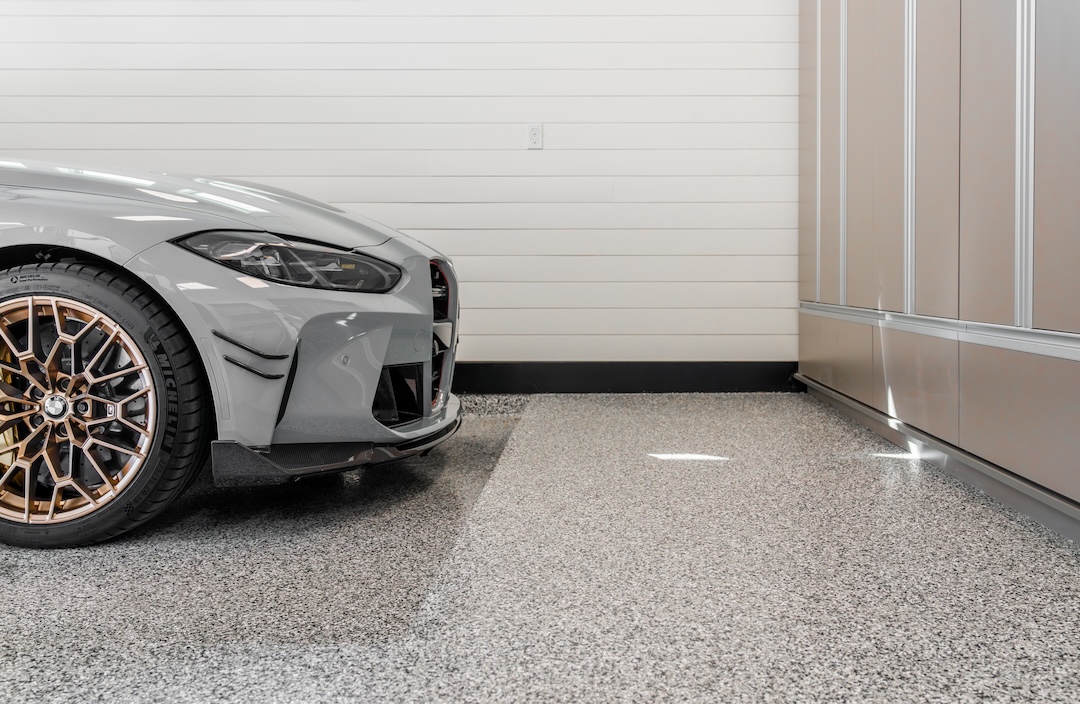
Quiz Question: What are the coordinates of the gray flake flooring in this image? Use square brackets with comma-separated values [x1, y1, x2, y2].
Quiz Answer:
[3, 393, 1080, 703]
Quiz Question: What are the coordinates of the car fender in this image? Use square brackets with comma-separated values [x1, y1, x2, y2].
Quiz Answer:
[0, 185, 262, 263]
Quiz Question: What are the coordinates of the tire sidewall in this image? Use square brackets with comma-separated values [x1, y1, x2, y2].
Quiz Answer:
[0, 266, 181, 547]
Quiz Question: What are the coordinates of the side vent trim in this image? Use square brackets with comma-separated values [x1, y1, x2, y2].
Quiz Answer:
[276, 341, 301, 425]
[223, 355, 286, 380]
[212, 330, 290, 360]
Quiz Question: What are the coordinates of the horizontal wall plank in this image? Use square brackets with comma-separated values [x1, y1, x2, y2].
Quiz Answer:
[611, 176, 797, 202]
[460, 308, 797, 335]
[0, 43, 799, 70]
[546, 122, 799, 150]
[242, 176, 797, 203]
[458, 282, 798, 309]
[0, 122, 799, 151]
[408, 229, 797, 256]
[0, 123, 522, 151]
[450, 255, 797, 282]
[0, 150, 797, 178]
[0, 69, 798, 98]
[456, 334, 798, 362]
[0, 1, 798, 17]
[321, 176, 619, 204]
[0, 96, 797, 124]
[342, 203, 797, 230]
[3, 16, 799, 44]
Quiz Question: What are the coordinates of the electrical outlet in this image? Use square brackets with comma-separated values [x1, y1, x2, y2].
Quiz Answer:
[528, 124, 543, 150]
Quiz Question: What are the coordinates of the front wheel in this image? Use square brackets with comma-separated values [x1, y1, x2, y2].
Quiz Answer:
[0, 263, 209, 547]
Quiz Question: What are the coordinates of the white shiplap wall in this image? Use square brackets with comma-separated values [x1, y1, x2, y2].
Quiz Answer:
[0, 0, 799, 363]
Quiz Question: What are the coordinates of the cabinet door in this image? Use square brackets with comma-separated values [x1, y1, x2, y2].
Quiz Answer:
[959, 0, 1016, 326]
[1033, 0, 1080, 333]
[819, 0, 843, 304]
[915, 0, 961, 319]
[799, 0, 818, 303]
[845, 0, 904, 313]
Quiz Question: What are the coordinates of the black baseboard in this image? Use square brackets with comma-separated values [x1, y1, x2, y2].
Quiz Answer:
[452, 362, 802, 394]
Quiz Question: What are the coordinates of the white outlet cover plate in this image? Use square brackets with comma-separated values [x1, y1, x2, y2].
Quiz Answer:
[527, 123, 543, 149]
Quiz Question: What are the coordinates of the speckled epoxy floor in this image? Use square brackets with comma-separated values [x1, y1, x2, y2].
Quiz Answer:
[3, 394, 1080, 703]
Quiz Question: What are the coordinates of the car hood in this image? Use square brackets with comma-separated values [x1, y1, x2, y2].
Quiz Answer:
[0, 158, 397, 249]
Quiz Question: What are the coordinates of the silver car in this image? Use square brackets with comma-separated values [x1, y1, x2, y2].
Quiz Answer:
[0, 159, 461, 548]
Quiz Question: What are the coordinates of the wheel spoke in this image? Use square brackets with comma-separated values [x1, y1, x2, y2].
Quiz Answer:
[118, 417, 151, 438]
[83, 413, 117, 429]
[67, 480, 99, 506]
[16, 357, 48, 395]
[4, 422, 48, 465]
[26, 299, 48, 362]
[0, 381, 37, 426]
[63, 419, 89, 448]
[0, 378, 27, 401]
[22, 463, 36, 522]
[121, 385, 152, 405]
[43, 338, 70, 377]
[42, 435, 67, 483]
[104, 438, 146, 460]
[76, 393, 117, 410]
[69, 323, 100, 376]
[82, 448, 117, 491]
[0, 409, 37, 435]
[83, 329, 119, 377]
[51, 301, 66, 342]
[45, 483, 61, 521]
[88, 363, 148, 386]
[86, 436, 146, 460]
[70, 313, 102, 343]
[0, 459, 23, 490]
[0, 313, 25, 360]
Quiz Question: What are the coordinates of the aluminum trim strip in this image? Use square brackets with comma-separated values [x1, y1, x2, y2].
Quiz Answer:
[904, 0, 918, 315]
[800, 303, 958, 340]
[1015, 0, 1036, 329]
[883, 319, 959, 341]
[801, 301, 1080, 360]
[956, 331, 1080, 363]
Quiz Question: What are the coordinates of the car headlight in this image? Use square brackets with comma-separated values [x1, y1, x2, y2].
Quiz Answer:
[176, 231, 401, 293]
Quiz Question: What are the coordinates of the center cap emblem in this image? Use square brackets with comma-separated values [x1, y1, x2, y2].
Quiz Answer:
[44, 395, 69, 420]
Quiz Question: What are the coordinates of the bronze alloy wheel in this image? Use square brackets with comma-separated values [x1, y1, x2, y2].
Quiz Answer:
[0, 295, 157, 524]
[0, 263, 209, 548]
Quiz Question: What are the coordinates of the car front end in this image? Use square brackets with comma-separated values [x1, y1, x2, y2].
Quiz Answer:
[131, 230, 462, 486]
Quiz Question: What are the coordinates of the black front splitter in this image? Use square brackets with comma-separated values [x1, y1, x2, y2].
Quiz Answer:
[210, 416, 462, 487]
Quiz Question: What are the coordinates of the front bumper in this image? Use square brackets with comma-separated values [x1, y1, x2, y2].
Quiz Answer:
[210, 402, 462, 486]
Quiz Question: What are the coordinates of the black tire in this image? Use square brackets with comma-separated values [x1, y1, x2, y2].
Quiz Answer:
[0, 262, 210, 547]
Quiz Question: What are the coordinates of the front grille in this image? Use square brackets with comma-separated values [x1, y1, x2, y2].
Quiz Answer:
[430, 260, 453, 406]
[372, 260, 454, 427]
[372, 363, 424, 428]
[431, 261, 450, 323]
